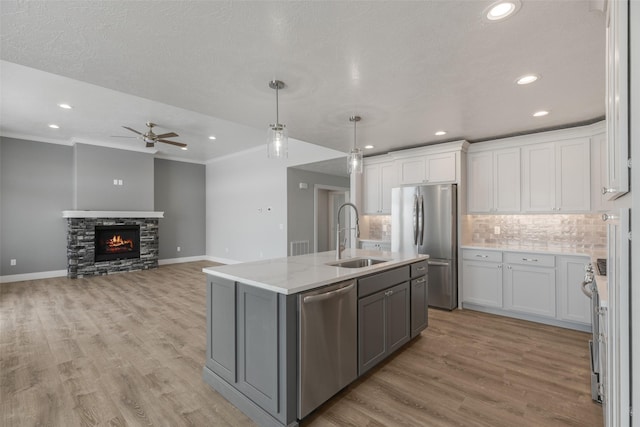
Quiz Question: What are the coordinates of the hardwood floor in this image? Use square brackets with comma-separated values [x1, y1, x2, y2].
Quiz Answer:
[1, 262, 602, 426]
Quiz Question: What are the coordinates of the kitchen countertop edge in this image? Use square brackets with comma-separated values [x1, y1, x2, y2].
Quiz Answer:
[203, 249, 429, 295]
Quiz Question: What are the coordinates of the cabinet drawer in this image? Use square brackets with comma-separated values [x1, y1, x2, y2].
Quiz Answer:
[504, 252, 555, 268]
[358, 266, 410, 298]
[462, 249, 502, 263]
[410, 260, 428, 277]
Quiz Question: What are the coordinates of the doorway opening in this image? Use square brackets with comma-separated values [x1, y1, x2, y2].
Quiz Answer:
[314, 185, 351, 253]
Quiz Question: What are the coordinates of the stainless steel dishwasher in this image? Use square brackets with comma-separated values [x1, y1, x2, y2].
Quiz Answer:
[298, 279, 357, 419]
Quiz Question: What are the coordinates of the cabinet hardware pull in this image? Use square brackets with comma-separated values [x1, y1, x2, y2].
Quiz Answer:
[385, 290, 394, 297]
[475, 254, 489, 258]
[522, 258, 538, 262]
[602, 187, 616, 194]
[498, 264, 502, 269]
[416, 266, 426, 271]
[415, 278, 426, 284]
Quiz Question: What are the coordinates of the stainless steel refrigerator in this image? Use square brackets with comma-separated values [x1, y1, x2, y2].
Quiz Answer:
[391, 184, 457, 310]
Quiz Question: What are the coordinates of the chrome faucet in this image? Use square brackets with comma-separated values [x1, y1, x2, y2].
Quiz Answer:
[336, 202, 360, 260]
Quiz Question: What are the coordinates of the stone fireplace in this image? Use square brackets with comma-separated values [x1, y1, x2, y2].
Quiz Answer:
[63, 211, 163, 278]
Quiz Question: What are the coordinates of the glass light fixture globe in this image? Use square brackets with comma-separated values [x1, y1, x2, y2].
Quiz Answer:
[348, 147, 363, 174]
[267, 123, 288, 159]
[267, 80, 288, 159]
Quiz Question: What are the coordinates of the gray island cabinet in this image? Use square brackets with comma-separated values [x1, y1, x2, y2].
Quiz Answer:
[202, 250, 429, 427]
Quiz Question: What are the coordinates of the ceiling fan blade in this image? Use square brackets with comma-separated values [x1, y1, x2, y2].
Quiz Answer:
[123, 126, 143, 135]
[111, 135, 138, 138]
[155, 132, 179, 139]
[146, 142, 155, 148]
[158, 139, 187, 148]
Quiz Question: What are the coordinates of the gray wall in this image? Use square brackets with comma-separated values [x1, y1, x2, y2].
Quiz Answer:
[154, 159, 206, 259]
[287, 168, 349, 254]
[75, 143, 154, 210]
[0, 137, 207, 277]
[0, 137, 73, 275]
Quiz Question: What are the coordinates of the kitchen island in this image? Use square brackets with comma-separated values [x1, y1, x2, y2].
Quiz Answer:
[202, 249, 429, 427]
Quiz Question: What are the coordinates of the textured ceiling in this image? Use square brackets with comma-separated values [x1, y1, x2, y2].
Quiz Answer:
[0, 1, 605, 163]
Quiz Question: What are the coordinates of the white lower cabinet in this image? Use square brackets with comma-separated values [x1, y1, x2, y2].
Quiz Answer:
[462, 248, 591, 331]
[503, 253, 556, 318]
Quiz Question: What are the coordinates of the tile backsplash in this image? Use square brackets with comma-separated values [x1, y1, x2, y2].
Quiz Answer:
[462, 214, 607, 250]
[361, 215, 392, 241]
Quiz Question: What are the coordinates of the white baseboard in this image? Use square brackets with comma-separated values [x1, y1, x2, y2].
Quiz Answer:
[158, 255, 210, 265]
[0, 269, 67, 284]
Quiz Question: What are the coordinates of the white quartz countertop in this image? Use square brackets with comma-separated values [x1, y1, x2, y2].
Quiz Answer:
[203, 249, 429, 295]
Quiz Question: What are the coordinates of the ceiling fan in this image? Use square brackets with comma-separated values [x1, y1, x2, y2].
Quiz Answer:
[120, 122, 187, 148]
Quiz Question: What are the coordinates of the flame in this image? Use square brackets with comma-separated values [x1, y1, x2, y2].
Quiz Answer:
[105, 234, 134, 252]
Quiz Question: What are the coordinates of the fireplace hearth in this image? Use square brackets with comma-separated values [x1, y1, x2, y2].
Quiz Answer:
[95, 225, 140, 262]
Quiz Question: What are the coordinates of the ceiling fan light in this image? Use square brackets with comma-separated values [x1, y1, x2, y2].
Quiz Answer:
[516, 74, 540, 85]
[58, 103, 72, 109]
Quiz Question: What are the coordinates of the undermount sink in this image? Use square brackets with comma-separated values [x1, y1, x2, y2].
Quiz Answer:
[326, 257, 389, 269]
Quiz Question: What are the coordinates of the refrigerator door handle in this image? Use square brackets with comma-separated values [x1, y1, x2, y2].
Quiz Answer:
[413, 195, 419, 245]
[418, 195, 425, 246]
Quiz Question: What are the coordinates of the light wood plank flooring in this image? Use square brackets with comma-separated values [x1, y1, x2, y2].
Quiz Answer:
[1, 261, 602, 426]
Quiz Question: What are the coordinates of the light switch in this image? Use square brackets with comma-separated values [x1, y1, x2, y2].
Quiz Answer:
[118, 179, 123, 186]
[113, 179, 118, 185]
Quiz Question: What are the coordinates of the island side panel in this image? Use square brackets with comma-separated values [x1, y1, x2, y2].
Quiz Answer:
[206, 276, 236, 383]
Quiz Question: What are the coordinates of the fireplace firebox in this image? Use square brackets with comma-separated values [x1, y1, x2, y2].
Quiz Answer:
[95, 225, 141, 262]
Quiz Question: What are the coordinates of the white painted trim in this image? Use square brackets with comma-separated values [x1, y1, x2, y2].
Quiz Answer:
[72, 138, 159, 155]
[389, 140, 469, 159]
[467, 121, 606, 153]
[0, 269, 67, 284]
[62, 210, 164, 218]
[158, 255, 209, 265]
[154, 154, 207, 165]
[0, 132, 75, 146]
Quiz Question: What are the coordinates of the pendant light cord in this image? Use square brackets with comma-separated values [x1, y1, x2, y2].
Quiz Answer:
[275, 85, 279, 125]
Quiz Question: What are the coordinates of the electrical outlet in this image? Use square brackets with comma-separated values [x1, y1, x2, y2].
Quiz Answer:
[113, 179, 118, 185]
[10, 259, 16, 266]
[177, 246, 181, 252]
[494, 226, 501, 235]
[118, 179, 123, 186]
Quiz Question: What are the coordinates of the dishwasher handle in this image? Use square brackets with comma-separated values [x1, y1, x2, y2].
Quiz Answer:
[303, 282, 355, 304]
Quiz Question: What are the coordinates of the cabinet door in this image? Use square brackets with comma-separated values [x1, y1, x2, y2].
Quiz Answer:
[522, 143, 556, 212]
[379, 162, 396, 214]
[386, 281, 410, 354]
[503, 264, 556, 318]
[467, 151, 493, 213]
[398, 157, 426, 185]
[494, 148, 521, 212]
[591, 133, 613, 212]
[462, 260, 502, 307]
[236, 284, 279, 413]
[556, 138, 591, 212]
[363, 163, 381, 214]
[410, 277, 428, 337]
[206, 277, 236, 383]
[426, 152, 456, 183]
[557, 256, 591, 325]
[604, 0, 629, 199]
[358, 291, 387, 374]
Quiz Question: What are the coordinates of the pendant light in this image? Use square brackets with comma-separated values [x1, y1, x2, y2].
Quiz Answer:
[267, 80, 288, 159]
[348, 115, 363, 174]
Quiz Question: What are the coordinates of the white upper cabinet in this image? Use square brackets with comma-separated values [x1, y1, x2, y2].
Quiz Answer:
[363, 159, 396, 215]
[467, 148, 520, 213]
[603, 0, 630, 199]
[398, 152, 456, 185]
[522, 138, 591, 213]
[591, 133, 614, 212]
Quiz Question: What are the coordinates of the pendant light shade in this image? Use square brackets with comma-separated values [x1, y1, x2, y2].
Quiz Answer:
[267, 80, 288, 159]
[347, 115, 363, 174]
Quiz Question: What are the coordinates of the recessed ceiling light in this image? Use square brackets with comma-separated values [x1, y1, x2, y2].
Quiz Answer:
[58, 103, 73, 109]
[516, 74, 540, 85]
[533, 110, 549, 117]
[485, 0, 521, 21]
[208, 136, 216, 140]
[435, 131, 447, 136]
[48, 124, 60, 129]
[364, 145, 374, 149]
